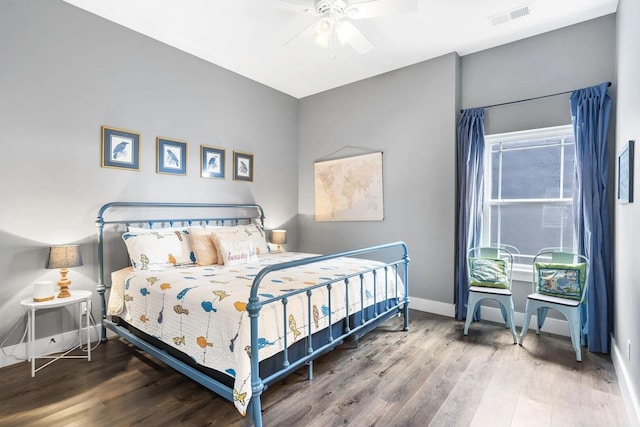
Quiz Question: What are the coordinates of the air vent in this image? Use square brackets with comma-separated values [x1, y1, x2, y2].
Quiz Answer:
[489, 4, 532, 26]
[510, 6, 531, 20]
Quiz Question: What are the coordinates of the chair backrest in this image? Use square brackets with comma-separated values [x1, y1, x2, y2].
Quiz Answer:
[467, 246, 514, 290]
[532, 250, 590, 303]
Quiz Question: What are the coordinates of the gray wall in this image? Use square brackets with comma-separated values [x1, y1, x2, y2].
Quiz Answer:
[0, 0, 299, 345]
[462, 15, 616, 135]
[615, 0, 640, 421]
[461, 14, 617, 314]
[298, 53, 460, 305]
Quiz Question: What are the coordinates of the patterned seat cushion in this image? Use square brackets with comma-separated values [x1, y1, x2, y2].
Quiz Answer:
[468, 258, 509, 289]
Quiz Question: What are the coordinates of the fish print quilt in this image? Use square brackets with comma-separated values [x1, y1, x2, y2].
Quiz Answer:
[116, 252, 404, 416]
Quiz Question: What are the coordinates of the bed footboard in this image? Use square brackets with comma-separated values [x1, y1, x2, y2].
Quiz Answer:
[246, 241, 410, 426]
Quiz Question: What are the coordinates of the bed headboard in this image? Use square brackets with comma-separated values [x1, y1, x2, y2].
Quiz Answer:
[95, 201, 265, 336]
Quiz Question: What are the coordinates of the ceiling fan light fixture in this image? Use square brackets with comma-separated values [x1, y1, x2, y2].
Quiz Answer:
[314, 31, 331, 48]
[316, 17, 334, 36]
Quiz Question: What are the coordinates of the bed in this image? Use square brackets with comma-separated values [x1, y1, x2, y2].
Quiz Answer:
[96, 202, 409, 426]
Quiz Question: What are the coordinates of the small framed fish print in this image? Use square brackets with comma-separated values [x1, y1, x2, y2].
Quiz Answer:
[201, 145, 225, 179]
[233, 151, 254, 182]
[157, 137, 187, 175]
[101, 126, 140, 171]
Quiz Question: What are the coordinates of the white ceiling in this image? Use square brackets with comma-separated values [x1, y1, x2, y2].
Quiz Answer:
[63, 0, 618, 99]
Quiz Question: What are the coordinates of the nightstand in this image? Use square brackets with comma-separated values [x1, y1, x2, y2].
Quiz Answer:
[20, 290, 92, 377]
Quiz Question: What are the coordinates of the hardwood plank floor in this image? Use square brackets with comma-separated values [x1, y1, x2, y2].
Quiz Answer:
[0, 311, 628, 426]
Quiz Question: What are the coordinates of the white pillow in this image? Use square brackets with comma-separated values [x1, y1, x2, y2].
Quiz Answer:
[239, 224, 269, 255]
[211, 224, 268, 265]
[122, 229, 195, 270]
[217, 238, 258, 266]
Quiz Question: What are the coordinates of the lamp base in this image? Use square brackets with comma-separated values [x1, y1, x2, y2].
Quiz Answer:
[57, 268, 72, 298]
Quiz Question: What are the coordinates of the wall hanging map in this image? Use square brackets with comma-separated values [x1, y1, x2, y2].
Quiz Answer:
[314, 152, 384, 221]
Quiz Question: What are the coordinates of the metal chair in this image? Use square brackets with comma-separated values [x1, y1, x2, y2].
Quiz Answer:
[464, 246, 517, 343]
[519, 249, 590, 361]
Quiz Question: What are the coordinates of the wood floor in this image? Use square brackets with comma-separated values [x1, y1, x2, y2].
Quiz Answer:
[0, 310, 628, 426]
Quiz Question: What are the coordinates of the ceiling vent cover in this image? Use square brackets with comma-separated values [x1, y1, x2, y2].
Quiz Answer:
[489, 4, 532, 26]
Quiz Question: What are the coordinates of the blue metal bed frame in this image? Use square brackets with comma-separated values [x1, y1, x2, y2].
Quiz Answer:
[96, 201, 410, 426]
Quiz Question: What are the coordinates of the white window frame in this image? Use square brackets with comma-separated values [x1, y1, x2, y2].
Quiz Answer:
[482, 124, 576, 279]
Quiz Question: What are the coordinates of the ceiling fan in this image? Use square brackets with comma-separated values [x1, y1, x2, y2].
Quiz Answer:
[279, 0, 418, 57]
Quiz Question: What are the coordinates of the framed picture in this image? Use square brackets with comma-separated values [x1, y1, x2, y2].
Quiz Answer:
[233, 151, 254, 182]
[618, 140, 634, 204]
[101, 126, 140, 170]
[157, 137, 187, 175]
[201, 145, 225, 179]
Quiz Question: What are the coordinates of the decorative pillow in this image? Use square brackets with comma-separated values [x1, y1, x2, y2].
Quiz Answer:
[535, 262, 587, 300]
[468, 258, 509, 289]
[188, 227, 218, 266]
[211, 224, 269, 265]
[122, 229, 195, 270]
[217, 238, 258, 266]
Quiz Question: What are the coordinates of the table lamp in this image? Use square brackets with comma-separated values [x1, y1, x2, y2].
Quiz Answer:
[270, 229, 287, 252]
[47, 245, 83, 298]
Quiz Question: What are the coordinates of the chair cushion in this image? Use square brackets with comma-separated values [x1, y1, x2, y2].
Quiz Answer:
[470, 286, 512, 296]
[468, 258, 509, 289]
[534, 262, 587, 300]
[526, 292, 581, 307]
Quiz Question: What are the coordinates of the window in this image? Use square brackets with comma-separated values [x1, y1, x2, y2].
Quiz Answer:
[483, 125, 575, 267]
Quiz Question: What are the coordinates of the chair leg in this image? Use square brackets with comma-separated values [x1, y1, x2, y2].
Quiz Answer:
[519, 300, 533, 346]
[536, 307, 548, 334]
[506, 299, 517, 344]
[567, 312, 582, 362]
[463, 295, 479, 336]
[499, 304, 509, 327]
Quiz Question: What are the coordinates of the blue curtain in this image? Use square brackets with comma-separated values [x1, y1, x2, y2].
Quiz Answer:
[570, 82, 613, 353]
[455, 108, 486, 320]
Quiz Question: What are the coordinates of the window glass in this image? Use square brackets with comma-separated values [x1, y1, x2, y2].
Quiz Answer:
[484, 125, 575, 267]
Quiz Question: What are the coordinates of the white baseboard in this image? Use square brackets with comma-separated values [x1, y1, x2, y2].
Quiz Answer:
[408, 296, 570, 337]
[611, 335, 640, 426]
[409, 296, 455, 317]
[0, 325, 101, 369]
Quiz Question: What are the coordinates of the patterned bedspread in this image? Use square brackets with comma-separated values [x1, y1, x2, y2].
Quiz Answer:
[112, 252, 404, 416]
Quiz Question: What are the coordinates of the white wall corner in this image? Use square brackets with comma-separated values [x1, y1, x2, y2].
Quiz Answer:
[611, 335, 640, 427]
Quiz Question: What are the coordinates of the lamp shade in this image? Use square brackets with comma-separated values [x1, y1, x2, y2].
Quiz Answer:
[270, 230, 287, 245]
[47, 245, 83, 269]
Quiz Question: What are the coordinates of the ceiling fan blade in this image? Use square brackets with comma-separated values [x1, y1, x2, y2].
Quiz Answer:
[346, 0, 418, 20]
[337, 21, 374, 54]
[276, 0, 316, 15]
[282, 21, 317, 47]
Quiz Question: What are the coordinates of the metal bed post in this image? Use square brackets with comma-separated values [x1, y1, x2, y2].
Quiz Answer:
[95, 208, 108, 342]
[247, 294, 265, 427]
[402, 250, 410, 331]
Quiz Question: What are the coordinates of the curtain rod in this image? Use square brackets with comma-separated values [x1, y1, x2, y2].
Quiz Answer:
[460, 82, 612, 113]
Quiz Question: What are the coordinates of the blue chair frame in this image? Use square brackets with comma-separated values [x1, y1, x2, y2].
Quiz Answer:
[464, 246, 517, 344]
[519, 250, 590, 361]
